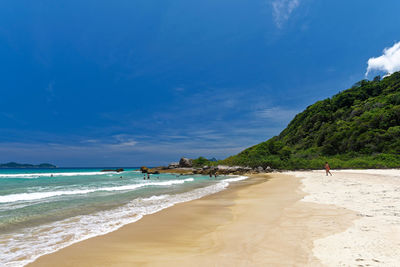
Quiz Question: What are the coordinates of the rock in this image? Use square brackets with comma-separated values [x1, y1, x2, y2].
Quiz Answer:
[168, 162, 179, 169]
[193, 168, 203, 174]
[214, 165, 245, 174]
[256, 166, 264, 173]
[243, 167, 252, 172]
[140, 166, 149, 173]
[179, 157, 193, 168]
[202, 165, 210, 170]
[265, 166, 272, 172]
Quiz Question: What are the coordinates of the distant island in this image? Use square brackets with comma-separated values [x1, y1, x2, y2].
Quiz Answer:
[0, 162, 57, 168]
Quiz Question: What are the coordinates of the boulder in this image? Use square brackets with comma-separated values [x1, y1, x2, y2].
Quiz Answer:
[140, 166, 149, 173]
[193, 168, 203, 174]
[168, 162, 179, 169]
[179, 157, 193, 168]
[265, 166, 272, 172]
[243, 166, 252, 172]
[214, 165, 244, 174]
[256, 166, 264, 173]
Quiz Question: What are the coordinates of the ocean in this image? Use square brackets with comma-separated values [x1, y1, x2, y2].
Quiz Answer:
[0, 168, 247, 266]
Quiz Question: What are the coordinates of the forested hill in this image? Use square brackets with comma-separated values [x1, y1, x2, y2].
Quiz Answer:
[222, 72, 400, 169]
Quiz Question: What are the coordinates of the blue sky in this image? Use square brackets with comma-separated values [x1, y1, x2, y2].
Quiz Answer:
[1, 0, 400, 166]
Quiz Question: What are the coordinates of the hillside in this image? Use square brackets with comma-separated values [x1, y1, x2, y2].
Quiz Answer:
[221, 72, 400, 169]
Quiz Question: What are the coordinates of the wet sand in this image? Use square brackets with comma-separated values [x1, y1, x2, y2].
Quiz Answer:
[28, 173, 356, 266]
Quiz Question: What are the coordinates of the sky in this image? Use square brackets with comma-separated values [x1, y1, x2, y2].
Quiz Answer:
[1, 0, 400, 167]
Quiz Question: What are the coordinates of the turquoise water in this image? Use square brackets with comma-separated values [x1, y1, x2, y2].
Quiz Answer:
[0, 168, 247, 266]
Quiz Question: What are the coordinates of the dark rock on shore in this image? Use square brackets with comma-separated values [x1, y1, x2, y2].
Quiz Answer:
[168, 162, 179, 169]
[256, 166, 264, 173]
[152, 158, 275, 175]
[179, 157, 193, 167]
[140, 166, 149, 173]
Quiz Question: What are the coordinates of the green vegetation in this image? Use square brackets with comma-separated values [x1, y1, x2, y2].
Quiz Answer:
[0, 162, 57, 168]
[221, 72, 400, 169]
[192, 157, 218, 168]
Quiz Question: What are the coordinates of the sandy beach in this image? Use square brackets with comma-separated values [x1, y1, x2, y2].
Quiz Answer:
[27, 172, 351, 266]
[27, 169, 400, 266]
[288, 169, 400, 266]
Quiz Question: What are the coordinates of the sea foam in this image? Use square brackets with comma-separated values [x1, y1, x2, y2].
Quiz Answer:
[0, 178, 194, 203]
[0, 171, 115, 179]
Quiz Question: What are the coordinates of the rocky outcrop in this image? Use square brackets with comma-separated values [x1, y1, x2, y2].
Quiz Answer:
[256, 166, 264, 173]
[215, 165, 252, 175]
[152, 158, 274, 175]
[168, 162, 179, 169]
[179, 157, 193, 168]
[140, 166, 149, 173]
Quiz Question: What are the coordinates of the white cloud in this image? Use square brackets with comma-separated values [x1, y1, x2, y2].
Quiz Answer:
[272, 0, 300, 28]
[108, 134, 137, 149]
[257, 106, 298, 121]
[366, 41, 400, 77]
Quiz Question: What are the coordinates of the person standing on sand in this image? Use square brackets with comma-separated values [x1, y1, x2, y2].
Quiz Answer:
[325, 162, 332, 176]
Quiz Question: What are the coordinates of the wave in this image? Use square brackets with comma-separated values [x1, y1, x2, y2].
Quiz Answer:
[222, 176, 248, 182]
[0, 176, 248, 267]
[0, 171, 118, 179]
[0, 178, 194, 203]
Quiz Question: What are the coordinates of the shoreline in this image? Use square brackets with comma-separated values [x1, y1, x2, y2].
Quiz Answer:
[28, 173, 356, 266]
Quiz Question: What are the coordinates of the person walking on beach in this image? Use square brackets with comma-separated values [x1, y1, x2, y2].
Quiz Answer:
[325, 162, 332, 176]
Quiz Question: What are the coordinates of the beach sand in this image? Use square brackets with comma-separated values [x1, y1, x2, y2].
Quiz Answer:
[28, 173, 356, 266]
[288, 169, 400, 266]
